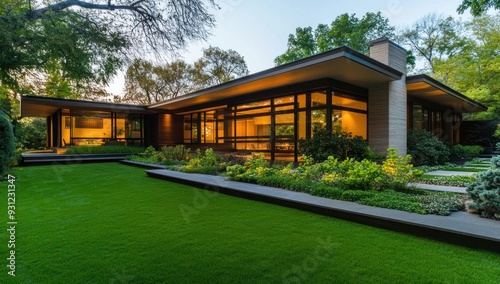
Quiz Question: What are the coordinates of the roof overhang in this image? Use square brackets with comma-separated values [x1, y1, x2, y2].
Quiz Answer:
[20, 96, 150, 118]
[149, 47, 403, 112]
[406, 75, 487, 113]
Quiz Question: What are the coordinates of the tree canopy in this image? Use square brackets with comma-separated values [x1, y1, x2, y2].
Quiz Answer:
[458, 0, 500, 15]
[274, 12, 395, 65]
[398, 14, 467, 74]
[123, 59, 196, 105]
[0, 0, 217, 99]
[123, 47, 249, 105]
[193, 46, 249, 88]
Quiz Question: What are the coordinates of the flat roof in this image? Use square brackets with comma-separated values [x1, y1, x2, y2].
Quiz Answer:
[406, 75, 487, 112]
[149, 46, 404, 111]
[20, 96, 150, 118]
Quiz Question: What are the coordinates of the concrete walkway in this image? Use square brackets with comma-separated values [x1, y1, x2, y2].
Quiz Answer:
[425, 170, 477, 177]
[412, 183, 466, 193]
[145, 169, 500, 253]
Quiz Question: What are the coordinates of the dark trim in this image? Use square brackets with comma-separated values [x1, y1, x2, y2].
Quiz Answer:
[21, 96, 156, 115]
[406, 75, 488, 111]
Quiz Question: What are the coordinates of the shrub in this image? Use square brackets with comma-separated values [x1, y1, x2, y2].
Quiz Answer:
[180, 149, 225, 175]
[381, 148, 422, 190]
[418, 193, 465, 215]
[14, 117, 46, 150]
[466, 156, 500, 219]
[159, 145, 191, 162]
[298, 128, 368, 161]
[340, 190, 377, 202]
[450, 144, 483, 159]
[407, 130, 450, 166]
[357, 191, 426, 214]
[0, 114, 15, 177]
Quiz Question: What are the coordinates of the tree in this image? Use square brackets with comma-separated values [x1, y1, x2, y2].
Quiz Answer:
[274, 12, 395, 65]
[0, 0, 217, 99]
[458, 0, 500, 16]
[123, 59, 195, 105]
[398, 14, 467, 74]
[123, 47, 249, 104]
[155, 61, 196, 99]
[15, 117, 46, 150]
[193, 46, 249, 88]
[123, 59, 162, 105]
[432, 15, 500, 119]
[0, 113, 15, 177]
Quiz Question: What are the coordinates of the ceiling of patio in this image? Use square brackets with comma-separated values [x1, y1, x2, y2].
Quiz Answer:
[406, 75, 486, 113]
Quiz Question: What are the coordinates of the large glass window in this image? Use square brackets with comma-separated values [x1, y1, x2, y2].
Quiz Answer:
[65, 110, 142, 146]
[181, 87, 368, 161]
[332, 94, 367, 111]
[335, 110, 367, 138]
[311, 92, 327, 107]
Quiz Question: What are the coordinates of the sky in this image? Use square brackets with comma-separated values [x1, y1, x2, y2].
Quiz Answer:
[106, 0, 471, 96]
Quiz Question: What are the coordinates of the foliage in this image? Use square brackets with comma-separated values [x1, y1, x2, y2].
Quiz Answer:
[466, 156, 500, 219]
[398, 14, 467, 74]
[431, 15, 500, 120]
[0, 0, 216, 100]
[180, 148, 234, 175]
[14, 117, 46, 150]
[381, 148, 423, 190]
[450, 145, 484, 159]
[159, 145, 191, 162]
[0, 113, 15, 176]
[416, 175, 477, 187]
[123, 59, 196, 105]
[192, 46, 249, 88]
[357, 191, 426, 214]
[123, 47, 249, 104]
[228, 149, 420, 192]
[418, 192, 466, 215]
[457, 0, 500, 16]
[64, 146, 145, 155]
[298, 128, 369, 162]
[415, 163, 458, 173]
[407, 130, 450, 166]
[274, 12, 396, 65]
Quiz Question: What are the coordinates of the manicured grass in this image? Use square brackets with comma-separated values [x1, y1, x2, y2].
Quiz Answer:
[1, 163, 499, 283]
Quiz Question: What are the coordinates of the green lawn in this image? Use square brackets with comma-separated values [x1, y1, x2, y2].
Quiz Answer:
[1, 163, 499, 283]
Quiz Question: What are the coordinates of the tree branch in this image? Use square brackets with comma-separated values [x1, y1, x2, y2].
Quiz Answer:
[26, 0, 140, 20]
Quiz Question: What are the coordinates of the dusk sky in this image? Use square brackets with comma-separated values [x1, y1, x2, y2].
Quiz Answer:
[107, 0, 471, 96]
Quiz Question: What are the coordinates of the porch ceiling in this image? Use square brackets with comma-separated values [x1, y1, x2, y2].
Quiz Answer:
[149, 47, 403, 112]
[21, 96, 150, 118]
[406, 75, 487, 112]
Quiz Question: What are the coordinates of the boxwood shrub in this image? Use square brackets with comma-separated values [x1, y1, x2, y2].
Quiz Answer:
[407, 130, 450, 166]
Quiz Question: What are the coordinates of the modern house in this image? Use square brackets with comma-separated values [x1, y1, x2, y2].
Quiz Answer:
[21, 39, 486, 162]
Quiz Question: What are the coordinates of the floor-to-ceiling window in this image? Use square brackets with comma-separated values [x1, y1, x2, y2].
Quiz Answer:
[62, 110, 143, 146]
[181, 86, 367, 161]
